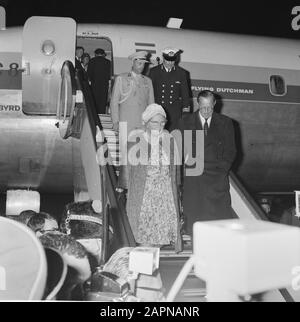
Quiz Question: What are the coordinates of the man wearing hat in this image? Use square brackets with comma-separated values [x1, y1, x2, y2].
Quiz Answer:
[259, 197, 272, 215]
[149, 47, 190, 131]
[110, 51, 154, 133]
[87, 48, 111, 114]
[110, 51, 154, 187]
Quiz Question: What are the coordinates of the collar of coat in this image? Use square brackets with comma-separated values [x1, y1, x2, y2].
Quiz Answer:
[128, 71, 144, 78]
[160, 64, 176, 72]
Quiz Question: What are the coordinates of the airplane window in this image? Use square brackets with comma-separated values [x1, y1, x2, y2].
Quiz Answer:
[269, 75, 286, 96]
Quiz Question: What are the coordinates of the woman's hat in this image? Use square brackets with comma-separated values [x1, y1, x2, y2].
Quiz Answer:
[142, 103, 166, 124]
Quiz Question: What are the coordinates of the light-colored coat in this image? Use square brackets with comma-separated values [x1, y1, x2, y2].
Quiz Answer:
[110, 72, 154, 133]
[120, 133, 183, 253]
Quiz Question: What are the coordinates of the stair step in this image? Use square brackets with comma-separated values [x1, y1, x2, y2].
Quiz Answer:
[97, 114, 120, 175]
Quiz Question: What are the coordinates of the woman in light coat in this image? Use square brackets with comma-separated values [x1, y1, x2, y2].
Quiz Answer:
[120, 103, 182, 253]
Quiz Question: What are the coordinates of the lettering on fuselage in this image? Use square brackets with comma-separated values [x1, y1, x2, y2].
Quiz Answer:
[81, 31, 99, 36]
[191, 79, 300, 103]
[191, 86, 254, 95]
[0, 105, 21, 112]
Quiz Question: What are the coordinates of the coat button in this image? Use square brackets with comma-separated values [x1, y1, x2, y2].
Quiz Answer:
[171, 85, 174, 87]
[170, 102, 172, 104]
[162, 96, 164, 98]
[170, 96, 172, 98]
[171, 90, 173, 93]
[162, 84, 165, 87]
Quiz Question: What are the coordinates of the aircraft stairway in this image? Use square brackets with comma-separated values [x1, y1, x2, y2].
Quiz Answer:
[77, 73, 136, 257]
[57, 63, 136, 265]
[96, 114, 120, 176]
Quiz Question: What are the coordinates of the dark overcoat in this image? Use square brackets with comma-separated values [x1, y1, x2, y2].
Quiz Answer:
[178, 111, 237, 235]
[75, 57, 83, 71]
[149, 65, 190, 131]
[87, 56, 111, 114]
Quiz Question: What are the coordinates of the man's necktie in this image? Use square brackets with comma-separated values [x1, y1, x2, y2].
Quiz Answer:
[204, 118, 208, 136]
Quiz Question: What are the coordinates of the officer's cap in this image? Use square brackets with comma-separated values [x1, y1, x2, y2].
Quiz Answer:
[128, 51, 150, 63]
[162, 47, 181, 61]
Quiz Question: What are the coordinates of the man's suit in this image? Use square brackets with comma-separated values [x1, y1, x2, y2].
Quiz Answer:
[75, 57, 83, 71]
[149, 65, 190, 131]
[178, 111, 237, 235]
[87, 56, 111, 114]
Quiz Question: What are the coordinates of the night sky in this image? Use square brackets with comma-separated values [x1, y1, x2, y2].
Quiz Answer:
[1, 0, 300, 39]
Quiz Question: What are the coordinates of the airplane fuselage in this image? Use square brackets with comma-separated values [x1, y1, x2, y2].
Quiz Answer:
[1, 21, 300, 194]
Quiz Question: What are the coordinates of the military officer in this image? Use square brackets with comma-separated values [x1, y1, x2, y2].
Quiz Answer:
[149, 47, 190, 131]
[110, 50, 154, 134]
[110, 51, 154, 188]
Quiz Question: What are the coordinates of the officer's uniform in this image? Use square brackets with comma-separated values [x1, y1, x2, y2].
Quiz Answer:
[110, 71, 154, 133]
[149, 48, 190, 131]
[110, 51, 154, 188]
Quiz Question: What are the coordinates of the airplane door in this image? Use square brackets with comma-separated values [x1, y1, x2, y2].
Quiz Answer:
[22, 16, 76, 115]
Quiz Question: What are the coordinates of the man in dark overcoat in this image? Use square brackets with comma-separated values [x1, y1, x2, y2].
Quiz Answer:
[87, 48, 111, 114]
[178, 90, 237, 235]
[149, 47, 190, 131]
[75, 46, 84, 71]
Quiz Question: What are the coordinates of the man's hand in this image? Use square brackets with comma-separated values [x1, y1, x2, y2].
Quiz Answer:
[182, 106, 190, 113]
